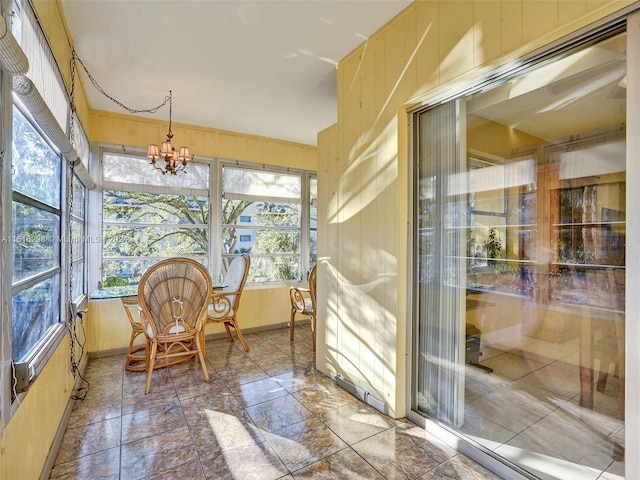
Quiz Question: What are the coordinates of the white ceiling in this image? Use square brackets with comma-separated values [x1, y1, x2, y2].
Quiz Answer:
[59, 0, 413, 147]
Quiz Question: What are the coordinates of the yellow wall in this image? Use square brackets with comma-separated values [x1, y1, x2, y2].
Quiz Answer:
[316, 124, 338, 378]
[90, 110, 317, 168]
[88, 287, 293, 353]
[1, 341, 81, 480]
[318, 0, 636, 418]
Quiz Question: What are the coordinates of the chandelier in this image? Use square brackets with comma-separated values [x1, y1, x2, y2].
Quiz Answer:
[146, 91, 191, 175]
[71, 50, 193, 176]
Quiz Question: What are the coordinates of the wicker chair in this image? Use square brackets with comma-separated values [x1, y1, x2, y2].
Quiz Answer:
[289, 263, 317, 351]
[205, 253, 251, 351]
[122, 296, 146, 372]
[138, 258, 212, 394]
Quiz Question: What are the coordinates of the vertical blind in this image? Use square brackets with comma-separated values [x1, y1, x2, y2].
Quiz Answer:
[20, 2, 68, 132]
[415, 100, 466, 427]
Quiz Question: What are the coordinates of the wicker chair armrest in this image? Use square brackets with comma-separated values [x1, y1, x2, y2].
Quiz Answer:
[290, 286, 311, 311]
[209, 291, 239, 318]
[211, 289, 242, 299]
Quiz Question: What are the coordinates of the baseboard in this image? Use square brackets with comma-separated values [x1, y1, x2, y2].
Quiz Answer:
[334, 374, 387, 415]
[39, 352, 90, 480]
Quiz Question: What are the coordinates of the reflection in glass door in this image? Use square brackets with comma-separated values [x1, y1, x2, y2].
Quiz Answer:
[413, 32, 626, 479]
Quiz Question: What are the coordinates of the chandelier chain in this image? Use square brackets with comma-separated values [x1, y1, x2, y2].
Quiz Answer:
[70, 48, 190, 176]
[71, 49, 170, 114]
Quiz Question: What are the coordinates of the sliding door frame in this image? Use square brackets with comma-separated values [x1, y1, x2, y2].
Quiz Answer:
[406, 6, 640, 480]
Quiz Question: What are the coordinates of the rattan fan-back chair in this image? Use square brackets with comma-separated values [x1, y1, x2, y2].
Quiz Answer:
[205, 253, 251, 351]
[289, 263, 317, 351]
[138, 257, 212, 394]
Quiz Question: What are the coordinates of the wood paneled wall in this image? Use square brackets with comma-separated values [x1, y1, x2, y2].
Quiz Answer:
[318, 0, 635, 418]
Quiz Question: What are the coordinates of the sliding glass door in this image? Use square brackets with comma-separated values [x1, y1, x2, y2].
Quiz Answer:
[412, 30, 627, 479]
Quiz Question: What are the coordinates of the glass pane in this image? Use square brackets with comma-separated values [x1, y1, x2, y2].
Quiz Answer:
[223, 200, 300, 225]
[101, 188, 209, 286]
[102, 257, 208, 287]
[71, 260, 85, 302]
[255, 203, 300, 226]
[103, 152, 209, 189]
[71, 174, 86, 219]
[310, 175, 318, 264]
[12, 107, 61, 208]
[103, 191, 209, 224]
[103, 225, 208, 258]
[222, 227, 300, 255]
[415, 33, 626, 479]
[249, 255, 299, 282]
[12, 202, 60, 282]
[12, 275, 60, 362]
[223, 166, 301, 201]
[70, 219, 84, 260]
[310, 230, 317, 265]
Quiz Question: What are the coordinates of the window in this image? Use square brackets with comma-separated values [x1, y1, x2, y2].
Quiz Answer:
[309, 175, 317, 266]
[101, 152, 210, 286]
[1, 0, 90, 416]
[98, 153, 315, 287]
[69, 174, 86, 304]
[11, 106, 62, 363]
[222, 165, 304, 282]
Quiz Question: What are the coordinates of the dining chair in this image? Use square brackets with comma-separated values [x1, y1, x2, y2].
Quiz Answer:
[289, 263, 317, 351]
[206, 253, 251, 351]
[122, 296, 146, 372]
[138, 257, 212, 394]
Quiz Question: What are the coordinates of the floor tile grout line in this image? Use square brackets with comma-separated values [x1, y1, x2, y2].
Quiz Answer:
[56, 330, 412, 480]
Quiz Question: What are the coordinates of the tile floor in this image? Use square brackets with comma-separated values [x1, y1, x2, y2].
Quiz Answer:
[459, 329, 625, 480]
[49, 325, 500, 480]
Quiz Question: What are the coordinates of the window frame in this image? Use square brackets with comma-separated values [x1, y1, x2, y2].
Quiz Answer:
[406, 11, 639, 480]
[10, 101, 65, 371]
[98, 147, 211, 288]
[215, 160, 315, 287]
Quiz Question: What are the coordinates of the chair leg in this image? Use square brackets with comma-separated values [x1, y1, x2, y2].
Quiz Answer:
[145, 341, 158, 395]
[223, 322, 234, 343]
[196, 335, 210, 382]
[125, 330, 147, 372]
[125, 330, 136, 370]
[290, 309, 296, 341]
[199, 330, 205, 353]
[232, 321, 250, 352]
[311, 313, 316, 352]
